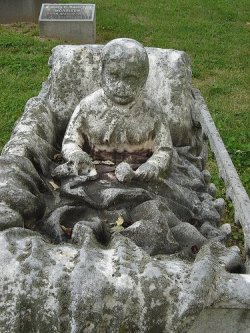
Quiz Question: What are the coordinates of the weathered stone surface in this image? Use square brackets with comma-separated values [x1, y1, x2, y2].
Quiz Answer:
[0, 39, 249, 332]
[0, 227, 247, 333]
[146, 47, 195, 147]
[188, 309, 250, 333]
[0, 155, 46, 228]
[193, 88, 250, 271]
[171, 222, 207, 256]
[0, 0, 57, 23]
[39, 4, 96, 44]
[200, 221, 230, 241]
[25, 44, 196, 146]
[121, 219, 180, 255]
[131, 199, 181, 228]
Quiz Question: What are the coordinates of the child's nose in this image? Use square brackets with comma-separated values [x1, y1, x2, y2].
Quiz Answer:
[116, 80, 125, 90]
[117, 80, 129, 90]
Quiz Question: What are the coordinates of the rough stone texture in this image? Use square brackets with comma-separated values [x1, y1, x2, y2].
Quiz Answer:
[192, 88, 250, 272]
[188, 309, 250, 333]
[171, 223, 206, 256]
[39, 4, 96, 44]
[0, 155, 46, 229]
[121, 219, 180, 255]
[146, 48, 195, 148]
[130, 199, 181, 228]
[0, 40, 249, 332]
[0, 228, 248, 333]
[200, 221, 230, 241]
[0, 0, 57, 23]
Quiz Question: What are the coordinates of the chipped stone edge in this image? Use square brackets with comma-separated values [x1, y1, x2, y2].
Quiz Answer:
[192, 88, 250, 270]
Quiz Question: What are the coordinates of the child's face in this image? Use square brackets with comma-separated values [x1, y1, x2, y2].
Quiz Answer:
[102, 58, 145, 105]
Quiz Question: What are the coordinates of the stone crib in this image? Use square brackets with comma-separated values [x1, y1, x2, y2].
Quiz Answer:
[0, 38, 249, 332]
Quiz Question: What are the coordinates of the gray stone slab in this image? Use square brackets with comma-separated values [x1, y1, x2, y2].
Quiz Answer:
[39, 4, 96, 44]
[188, 308, 250, 333]
[0, 0, 57, 23]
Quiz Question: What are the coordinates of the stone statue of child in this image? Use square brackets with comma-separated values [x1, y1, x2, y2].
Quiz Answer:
[62, 38, 173, 182]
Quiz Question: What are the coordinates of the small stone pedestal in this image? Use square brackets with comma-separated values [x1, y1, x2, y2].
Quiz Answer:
[39, 4, 96, 44]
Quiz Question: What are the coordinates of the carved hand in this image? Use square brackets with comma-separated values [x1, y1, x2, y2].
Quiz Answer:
[115, 162, 135, 183]
[70, 151, 96, 176]
[135, 162, 159, 181]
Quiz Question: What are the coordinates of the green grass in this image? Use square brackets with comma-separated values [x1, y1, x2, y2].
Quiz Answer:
[0, 23, 59, 147]
[0, 0, 249, 197]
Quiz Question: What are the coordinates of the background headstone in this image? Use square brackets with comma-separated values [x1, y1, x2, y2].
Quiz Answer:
[39, 3, 96, 44]
[0, 0, 57, 24]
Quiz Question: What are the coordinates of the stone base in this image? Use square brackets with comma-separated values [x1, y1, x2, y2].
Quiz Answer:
[39, 20, 96, 44]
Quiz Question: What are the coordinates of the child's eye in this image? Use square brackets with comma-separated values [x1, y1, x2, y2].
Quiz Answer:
[110, 73, 118, 78]
[126, 75, 137, 80]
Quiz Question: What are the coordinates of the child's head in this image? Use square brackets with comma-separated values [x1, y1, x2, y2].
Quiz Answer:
[101, 38, 149, 104]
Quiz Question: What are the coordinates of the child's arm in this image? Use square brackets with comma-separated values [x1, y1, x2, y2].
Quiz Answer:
[135, 118, 173, 180]
[62, 103, 94, 174]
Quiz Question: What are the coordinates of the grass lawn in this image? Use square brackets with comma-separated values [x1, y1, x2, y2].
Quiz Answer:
[0, 0, 249, 199]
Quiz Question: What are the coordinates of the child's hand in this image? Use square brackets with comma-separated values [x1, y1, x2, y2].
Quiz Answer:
[115, 162, 135, 183]
[135, 162, 159, 181]
[70, 151, 96, 176]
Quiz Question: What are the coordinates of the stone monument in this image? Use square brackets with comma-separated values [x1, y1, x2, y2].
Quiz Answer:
[0, 0, 57, 24]
[0, 38, 249, 332]
[39, 3, 96, 44]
